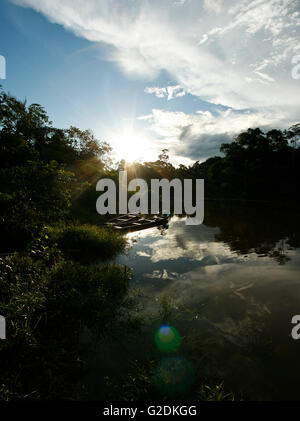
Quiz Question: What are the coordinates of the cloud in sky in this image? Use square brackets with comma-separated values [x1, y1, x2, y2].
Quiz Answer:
[11, 0, 300, 161]
[12, 0, 300, 108]
[144, 85, 185, 100]
[203, 0, 224, 14]
[138, 106, 298, 163]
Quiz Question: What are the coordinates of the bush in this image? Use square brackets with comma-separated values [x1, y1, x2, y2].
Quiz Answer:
[47, 223, 127, 262]
[0, 161, 74, 251]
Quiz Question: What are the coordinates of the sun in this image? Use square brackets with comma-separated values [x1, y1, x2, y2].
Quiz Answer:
[109, 126, 154, 163]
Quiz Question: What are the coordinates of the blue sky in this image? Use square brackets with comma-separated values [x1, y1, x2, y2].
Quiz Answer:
[0, 0, 299, 164]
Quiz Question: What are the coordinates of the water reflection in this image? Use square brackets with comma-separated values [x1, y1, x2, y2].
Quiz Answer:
[113, 203, 300, 400]
[204, 202, 300, 261]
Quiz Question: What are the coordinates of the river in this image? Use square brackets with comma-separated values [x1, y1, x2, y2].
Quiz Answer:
[87, 202, 300, 400]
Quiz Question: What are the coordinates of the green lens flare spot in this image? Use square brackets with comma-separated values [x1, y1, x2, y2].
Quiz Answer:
[155, 325, 182, 353]
[154, 357, 195, 396]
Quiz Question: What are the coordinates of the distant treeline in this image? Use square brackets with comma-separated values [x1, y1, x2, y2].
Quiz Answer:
[1, 85, 299, 249]
[176, 125, 300, 201]
[122, 125, 300, 202]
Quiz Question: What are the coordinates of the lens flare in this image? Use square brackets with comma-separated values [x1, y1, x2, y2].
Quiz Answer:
[155, 325, 181, 353]
[154, 357, 195, 396]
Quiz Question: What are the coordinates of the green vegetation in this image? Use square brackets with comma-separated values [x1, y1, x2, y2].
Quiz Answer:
[103, 360, 235, 401]
[46, 223, 127, 262]
[0, 236, 132, 400]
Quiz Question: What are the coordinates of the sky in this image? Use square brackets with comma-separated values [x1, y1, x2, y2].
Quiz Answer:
[0, 0, 299, 165]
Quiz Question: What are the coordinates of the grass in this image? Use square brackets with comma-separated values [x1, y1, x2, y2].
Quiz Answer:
[102, 359, 235, 401]
[46, 222, 127, 262]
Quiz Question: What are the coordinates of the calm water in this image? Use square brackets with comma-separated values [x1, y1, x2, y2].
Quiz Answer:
[87, 202, 300, 400]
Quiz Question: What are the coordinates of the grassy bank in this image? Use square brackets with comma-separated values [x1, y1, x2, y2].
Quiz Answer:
[46, 223, 127, 262]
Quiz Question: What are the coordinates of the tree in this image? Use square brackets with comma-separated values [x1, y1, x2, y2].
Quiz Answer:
[284, 123, 300, 148]
[158, 148, 170, 164]
[266, 129, 287, 151]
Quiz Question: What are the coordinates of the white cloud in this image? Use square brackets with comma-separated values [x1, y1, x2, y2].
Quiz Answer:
[136, 114, 153, 121]
[144, 87, 167, 99]
[11, 0, 300, 110]
[142, 106, 299, 161]
[173, 0, 188, 5]
[144, 85, 186, 100]
[203, 0, 223, 14]
[149, 107, 288, 138]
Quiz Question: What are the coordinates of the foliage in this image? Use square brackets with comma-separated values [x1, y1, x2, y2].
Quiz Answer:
[0, 240, 132, 400]
[195, 382, 235, 401]
[103, 359, 235, 401]
[0, 86, 111, 251]
[46, 223, 127, 262]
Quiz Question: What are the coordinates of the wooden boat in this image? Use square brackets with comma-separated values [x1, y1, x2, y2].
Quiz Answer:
[104, 213, 169, 232]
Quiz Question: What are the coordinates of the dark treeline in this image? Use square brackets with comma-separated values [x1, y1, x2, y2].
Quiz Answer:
[178, 125, 300, 200]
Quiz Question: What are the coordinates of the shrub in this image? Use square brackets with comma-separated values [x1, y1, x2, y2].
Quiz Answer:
[47, 223, 127, 262]
[0, 249, 132, 400]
